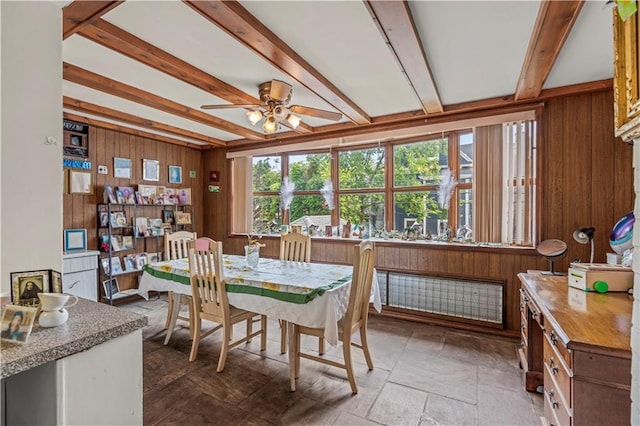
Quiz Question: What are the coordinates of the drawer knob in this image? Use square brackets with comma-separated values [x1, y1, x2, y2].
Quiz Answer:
[549, 356, 559, 375]
[547, 390, 559, 409]
[550, 331, 558, 346]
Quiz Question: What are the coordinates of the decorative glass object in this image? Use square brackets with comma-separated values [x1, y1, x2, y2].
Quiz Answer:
[245, 245, 260, 269]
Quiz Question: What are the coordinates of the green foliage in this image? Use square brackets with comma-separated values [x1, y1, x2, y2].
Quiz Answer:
[393, 139, 447, 187]
[339, 148, 385, 189]
[252, 157, 281, 192]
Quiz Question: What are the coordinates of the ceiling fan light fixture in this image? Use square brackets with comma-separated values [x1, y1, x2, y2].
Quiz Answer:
[273, 105, 288, 121]
[247, 110, 263, 126]
[262, 114, 277, 134]
[286, 113, 301, 129]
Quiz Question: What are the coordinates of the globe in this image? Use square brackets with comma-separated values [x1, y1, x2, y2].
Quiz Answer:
[609, 211, 635, 255]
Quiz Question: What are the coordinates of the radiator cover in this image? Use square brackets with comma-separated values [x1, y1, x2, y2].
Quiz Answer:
[377, 271, 504, 327]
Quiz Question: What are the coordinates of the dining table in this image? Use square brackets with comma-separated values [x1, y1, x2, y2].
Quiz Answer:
[138, 254, 381, 390]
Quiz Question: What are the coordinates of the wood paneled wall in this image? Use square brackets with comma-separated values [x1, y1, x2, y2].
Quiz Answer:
[63, 127, 203, 290]
[66, 88, 630, 330]
[199, 87, 633, 336]
[542, 90, 633, 270]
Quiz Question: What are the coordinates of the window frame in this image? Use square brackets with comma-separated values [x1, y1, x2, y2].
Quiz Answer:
[245, 111, 540, 246]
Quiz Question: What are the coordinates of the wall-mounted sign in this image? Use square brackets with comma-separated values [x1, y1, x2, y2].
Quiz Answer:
[189, 170, 197, 178]
[63, 159, 92, 170]
[63, 119, 89, 158]
[208, 185, 220, 193]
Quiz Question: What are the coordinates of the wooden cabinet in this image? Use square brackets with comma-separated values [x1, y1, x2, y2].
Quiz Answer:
[614, 3, 640, 141]
[518, 273, 632, 425]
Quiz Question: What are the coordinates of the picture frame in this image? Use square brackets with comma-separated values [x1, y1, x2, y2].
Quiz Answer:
[51, 270, 63, 293]
[64, 228, 87, 252]
[113, 157, 132, 179]
[175, 212, 192, 225]
[69, 170, 93, 195]
[142, 159, 160, 181]
[109, 211, 127, 228]
[103, 278, 120, 298]
[10, 270, 51, 304]
[123, 255, 136, 272]
[118, 186, 136, 204]
[104, 184, 117, 204]
[98, 211, 110, 228]
[1, 304, 38, 344]
[169, 165, 182, 184]
[63, 119, 89, 158]
[110, 257, 123, 275]
[162, 209, 174, 224]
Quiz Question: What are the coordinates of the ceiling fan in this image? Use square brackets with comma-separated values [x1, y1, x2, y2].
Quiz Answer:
[201, 80, 342, 134]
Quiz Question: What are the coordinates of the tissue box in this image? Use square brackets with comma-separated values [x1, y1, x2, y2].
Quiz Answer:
[568, 263, 633, 292]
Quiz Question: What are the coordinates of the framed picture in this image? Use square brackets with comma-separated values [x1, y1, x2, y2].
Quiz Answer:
[143, 159, 159, 181]
[109, 211, 127, 228]
[51, 270, 62, 293]
[169, 165, 182, 184]
[110, 257, 123, 275]
[122, 236, 134, 249]
[162, 209, 174, 224]
[175, 212, 191, 225]
[69, 170, 93, 195]
[63, 119, 89, 158]
[104, 184, 117, 204]
[10, 270, 51, 304]
[103, 278, 120, 298]
[113, 157, 132, 179]
[64, 228, 87, 251]
[123, 255, 136, 271]
[99, 211, 109, 228]
[178, 188, 191, 205]
[118, 186, 136, 204]
[1, 304, 38, 344]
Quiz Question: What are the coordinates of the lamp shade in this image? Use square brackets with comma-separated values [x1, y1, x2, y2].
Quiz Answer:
[573, 227, 595, 244]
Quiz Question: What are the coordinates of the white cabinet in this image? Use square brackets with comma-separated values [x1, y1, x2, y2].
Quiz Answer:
[62, 251, 99, 301]
[4, 330, 143, 425]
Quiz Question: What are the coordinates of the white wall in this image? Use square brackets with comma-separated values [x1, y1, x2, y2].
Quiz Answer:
[1, 2, 63, 297]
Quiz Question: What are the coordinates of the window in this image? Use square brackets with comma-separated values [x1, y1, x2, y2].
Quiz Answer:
[237, 113, 537, 245]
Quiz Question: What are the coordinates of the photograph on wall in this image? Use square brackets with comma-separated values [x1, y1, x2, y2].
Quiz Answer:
[69, 170, 93, 195]
[113, 157, 132, 179]
[143, 159, 160, 181]
[169, 165, 182, 184]
[63, 119, 89, 158]
[1, 305, 38, 344]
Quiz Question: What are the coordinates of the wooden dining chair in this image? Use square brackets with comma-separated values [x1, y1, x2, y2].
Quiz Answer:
[188, 237, 267, 371]
[278, 233, 324, 354]
[163, 231, 197, 345]
[291, 240, 375, 394]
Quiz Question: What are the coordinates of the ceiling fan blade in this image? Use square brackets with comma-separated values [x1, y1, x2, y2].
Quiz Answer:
[289, 105, 342, 121]
[268, 80, 292, 102]
[201, 104, 261, 110]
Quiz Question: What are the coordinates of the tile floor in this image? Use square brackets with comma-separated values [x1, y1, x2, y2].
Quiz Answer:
[121, 295, 543, 425]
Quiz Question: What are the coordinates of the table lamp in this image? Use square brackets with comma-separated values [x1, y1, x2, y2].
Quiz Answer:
[573, 227, 595, 264]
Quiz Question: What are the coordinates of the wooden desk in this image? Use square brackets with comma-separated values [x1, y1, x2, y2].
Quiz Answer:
[517, 273, 632, 426]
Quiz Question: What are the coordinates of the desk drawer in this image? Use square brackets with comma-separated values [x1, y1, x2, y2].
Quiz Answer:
[544, 323, 571, 370]
[544, 367, 571, 426]
[544, 338, 571, 409]
[63, 254, 98, 274]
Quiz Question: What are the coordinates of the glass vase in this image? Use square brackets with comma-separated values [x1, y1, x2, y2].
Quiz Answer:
[244, 245, 260, 268]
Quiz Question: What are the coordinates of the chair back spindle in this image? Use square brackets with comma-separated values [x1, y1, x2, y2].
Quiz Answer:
[279, 233, 311, 262]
